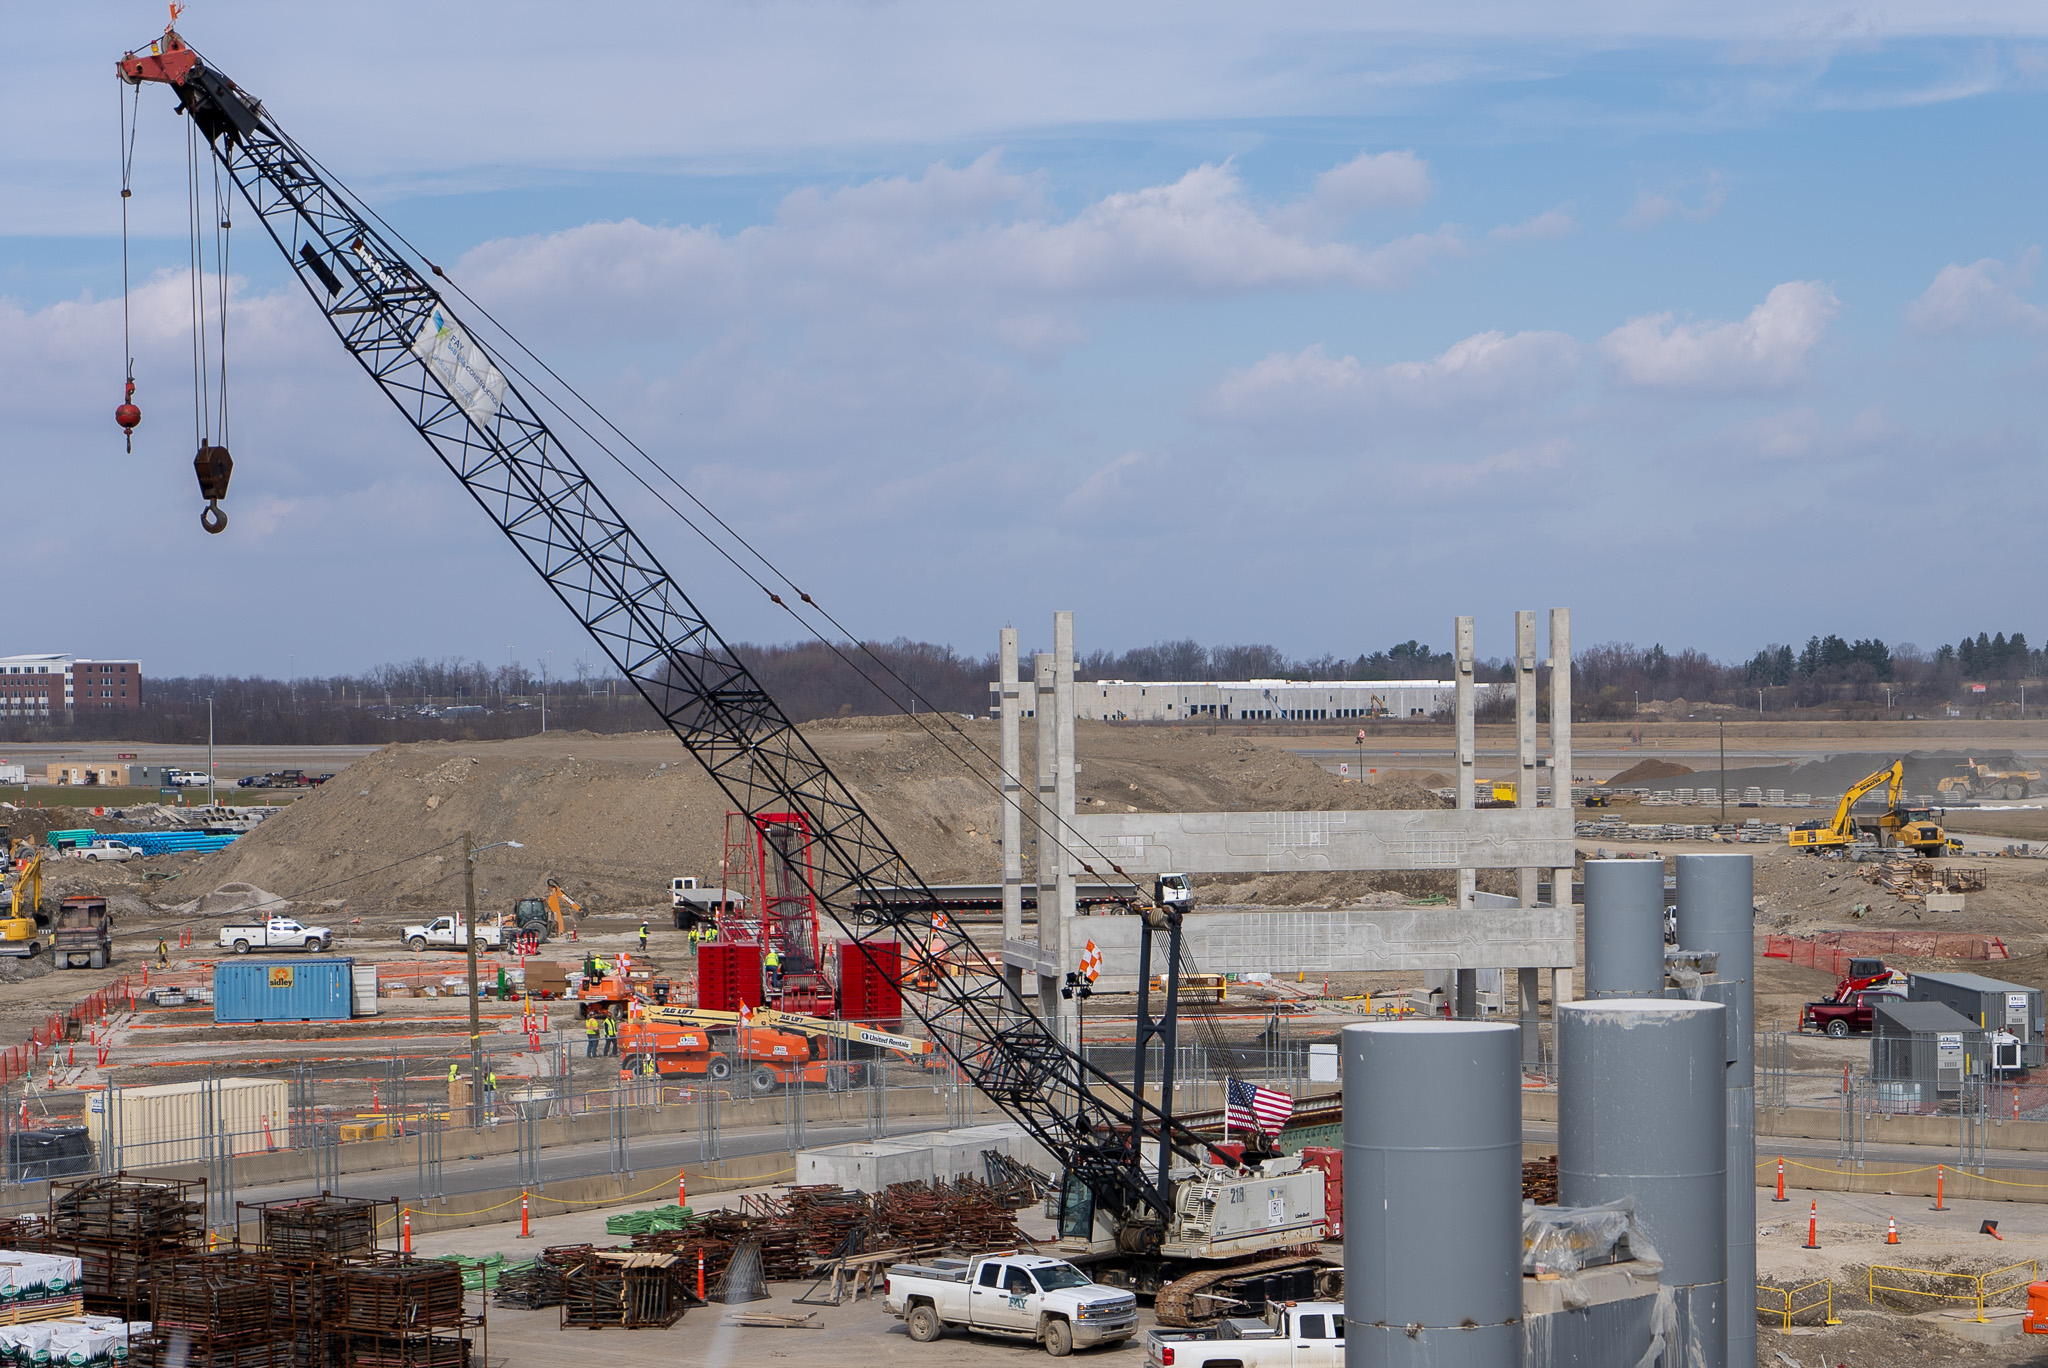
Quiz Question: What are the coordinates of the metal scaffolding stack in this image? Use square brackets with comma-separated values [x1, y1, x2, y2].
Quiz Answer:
[39, 1175, 207, 1320]
[339, 1259, 478, 1368]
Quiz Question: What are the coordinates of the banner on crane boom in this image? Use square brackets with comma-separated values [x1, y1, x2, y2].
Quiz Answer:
[411, 306, 508, 424]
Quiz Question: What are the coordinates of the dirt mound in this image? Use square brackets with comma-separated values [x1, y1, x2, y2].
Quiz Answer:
[179, 720, 1452, 915]
[1606, 758, 1695, 786]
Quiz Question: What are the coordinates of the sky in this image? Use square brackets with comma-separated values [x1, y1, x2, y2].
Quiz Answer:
[6, 3, 2048, 677]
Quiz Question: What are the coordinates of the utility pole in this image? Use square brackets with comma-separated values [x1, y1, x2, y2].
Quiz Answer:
[1719, 719, 1726, 826]
[464, 832, 484, 1128]
[207, 696, 216, 809]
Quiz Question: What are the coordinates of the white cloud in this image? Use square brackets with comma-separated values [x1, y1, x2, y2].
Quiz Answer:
[1907, 250, 2048, 334]
[1490, 207, 1579, 241]
[1621, 173, 1727, 229]
[1306, 151, 1434, 218]
[1599, 280, 1839, 393]
[1210, 329, 1580, 416]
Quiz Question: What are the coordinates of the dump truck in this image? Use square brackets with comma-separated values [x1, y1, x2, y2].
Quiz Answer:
[52, 896, 113, 970]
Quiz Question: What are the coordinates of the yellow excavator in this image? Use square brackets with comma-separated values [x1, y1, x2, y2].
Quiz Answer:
[1788, 761, 1962, 857]
[0, 840, 44, 957]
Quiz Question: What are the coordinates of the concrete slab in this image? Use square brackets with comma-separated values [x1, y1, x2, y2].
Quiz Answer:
[1929, 1307, 2026, 1344]
[1070, 806, 1574, 873]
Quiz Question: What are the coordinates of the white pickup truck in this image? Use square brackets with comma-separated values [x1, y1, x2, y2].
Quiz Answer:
[886, 1252, 1138, 1356]
[218, 918, 333, 953]
[79, 841, 140, 862]
[1146, 1302, 1345, 1368]
[402, 916, 504, 952]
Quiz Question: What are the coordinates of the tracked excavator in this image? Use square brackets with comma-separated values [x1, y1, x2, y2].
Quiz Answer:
[119, 25, 1328, 1323]
[0, 842, 44, 958]
[1788, 760, 1961, 857]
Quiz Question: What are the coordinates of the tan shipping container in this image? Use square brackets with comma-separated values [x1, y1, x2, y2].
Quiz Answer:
[86, 1078, 289, 1168]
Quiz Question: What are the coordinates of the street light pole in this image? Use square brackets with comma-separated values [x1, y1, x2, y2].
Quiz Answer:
[207, 696, 216, 809]
[463, 833, 525, 1128]
[464, 833, 483, 1125]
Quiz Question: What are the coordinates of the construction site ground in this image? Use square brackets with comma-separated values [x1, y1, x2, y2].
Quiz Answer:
[5, 721, 2048, 1366]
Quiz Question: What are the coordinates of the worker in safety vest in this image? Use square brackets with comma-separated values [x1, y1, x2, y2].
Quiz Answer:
[484, 1070, 497, 1106]
[448, 1063, 458, 1085]
[584, 1014, 599, 1057]
[603, 1013, 620, 1057]
[764, 945, 782, 991]
[638, 920, 649, 952]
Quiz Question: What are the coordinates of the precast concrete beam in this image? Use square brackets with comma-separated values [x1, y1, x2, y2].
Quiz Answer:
[1067, 806, 1573, 875]
[1072, 905, 1573, 991]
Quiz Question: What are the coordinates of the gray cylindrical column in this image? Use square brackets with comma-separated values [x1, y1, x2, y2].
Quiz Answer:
[1344, 1022, 1521, 1368]
[1559, 999, 1726, 1368]
[1582, 858, 1665, 997]
[1678, 852, 1756, 1368]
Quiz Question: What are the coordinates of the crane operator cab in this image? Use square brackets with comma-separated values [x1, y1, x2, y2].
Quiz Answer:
[1155, 873, 1193, 912]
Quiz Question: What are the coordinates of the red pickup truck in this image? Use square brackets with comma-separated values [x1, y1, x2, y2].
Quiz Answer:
[1803, 986, 1906, 1037]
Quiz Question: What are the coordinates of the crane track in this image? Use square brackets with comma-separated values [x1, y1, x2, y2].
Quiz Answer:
[1153, 1254, 1341, 1327]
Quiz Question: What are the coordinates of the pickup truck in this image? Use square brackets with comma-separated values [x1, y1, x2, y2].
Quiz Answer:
[78, 841, 139, 862]
[166, 770, 210, 788]
[402, 916, 504, 952]
[219, 917, 333, 953]
[1147, 1302, 1345, 1368]
[1803, 986, 1906, 1037]
[886, 1253, 1138, 1356]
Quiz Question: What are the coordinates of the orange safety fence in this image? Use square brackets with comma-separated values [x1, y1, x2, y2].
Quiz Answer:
[1763, 932, 2008, 975]
[0, 972, 136, 1088]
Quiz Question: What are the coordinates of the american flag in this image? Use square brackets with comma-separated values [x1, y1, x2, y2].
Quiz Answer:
[1225, 1077, 1295, 1135]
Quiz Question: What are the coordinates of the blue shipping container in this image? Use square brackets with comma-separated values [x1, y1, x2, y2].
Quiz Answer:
[213, 957, 355, 1023]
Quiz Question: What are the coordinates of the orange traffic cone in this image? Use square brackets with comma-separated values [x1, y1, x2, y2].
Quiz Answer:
[1804, 1201, 1820, 1249]
[1886, 1217, 1899, 1245]
[1772, 1156, 1788, 1202]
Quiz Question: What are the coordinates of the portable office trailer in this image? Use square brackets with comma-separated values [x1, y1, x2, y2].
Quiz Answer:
[1871, 1000, 1986, 1099]
[213, 957, 355, 1023]
[1906, 971, 2045, 1068]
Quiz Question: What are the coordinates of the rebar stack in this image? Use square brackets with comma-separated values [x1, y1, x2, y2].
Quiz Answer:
[141, 1257, 294, 1368]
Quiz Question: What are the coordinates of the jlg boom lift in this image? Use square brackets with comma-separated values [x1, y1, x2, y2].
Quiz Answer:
[118, 25, 1327, 1322]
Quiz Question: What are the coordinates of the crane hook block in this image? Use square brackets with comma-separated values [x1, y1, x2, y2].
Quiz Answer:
[115, 380, 140, 454]
[194, 444, 232, 535]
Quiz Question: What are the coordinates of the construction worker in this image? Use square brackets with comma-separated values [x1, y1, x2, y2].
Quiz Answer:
[764, 944, 782, 991]
[584, 1013, 599, 1058]
[155, 939, 168, 967]
[638, 919, 649, 952]
[484, 1069, 497, 1106]
[603, 1013, 620, 1057]
[448, 1063, 458, 1085]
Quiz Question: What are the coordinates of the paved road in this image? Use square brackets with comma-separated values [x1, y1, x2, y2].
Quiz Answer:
[1523, 1121, 2044, 1176]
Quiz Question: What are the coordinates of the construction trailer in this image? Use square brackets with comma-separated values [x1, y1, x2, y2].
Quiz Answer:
[1907, 970, 2046, 1068]
[1871, 1000, 1990, 1097]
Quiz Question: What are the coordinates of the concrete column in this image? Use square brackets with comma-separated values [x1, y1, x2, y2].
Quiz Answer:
[1559, 1000, 1727, 1368]
[1548, 607, 1574, 1033]
[1344, 1021, 1521, 1368]
[1453, 616, 1475, 1016]
[1034, 651, 1058, 1020]
[999, 628, 1024, 1004]
[1054, 612, 1079, 1042]
[1677, 852, 1756, 1368]
[1582, 859, 1665, 998]
[1514, 610, 1538, 1058]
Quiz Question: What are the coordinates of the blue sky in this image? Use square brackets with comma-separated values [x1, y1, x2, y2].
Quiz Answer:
[6, 4, 2048, 677]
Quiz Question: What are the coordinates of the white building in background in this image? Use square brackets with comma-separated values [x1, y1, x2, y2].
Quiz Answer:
[0, 655, 73, 717]
[991, 677, 1511, 722]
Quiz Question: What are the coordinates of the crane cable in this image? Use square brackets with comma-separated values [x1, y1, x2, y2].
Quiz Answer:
[117, 78, 141, 451]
